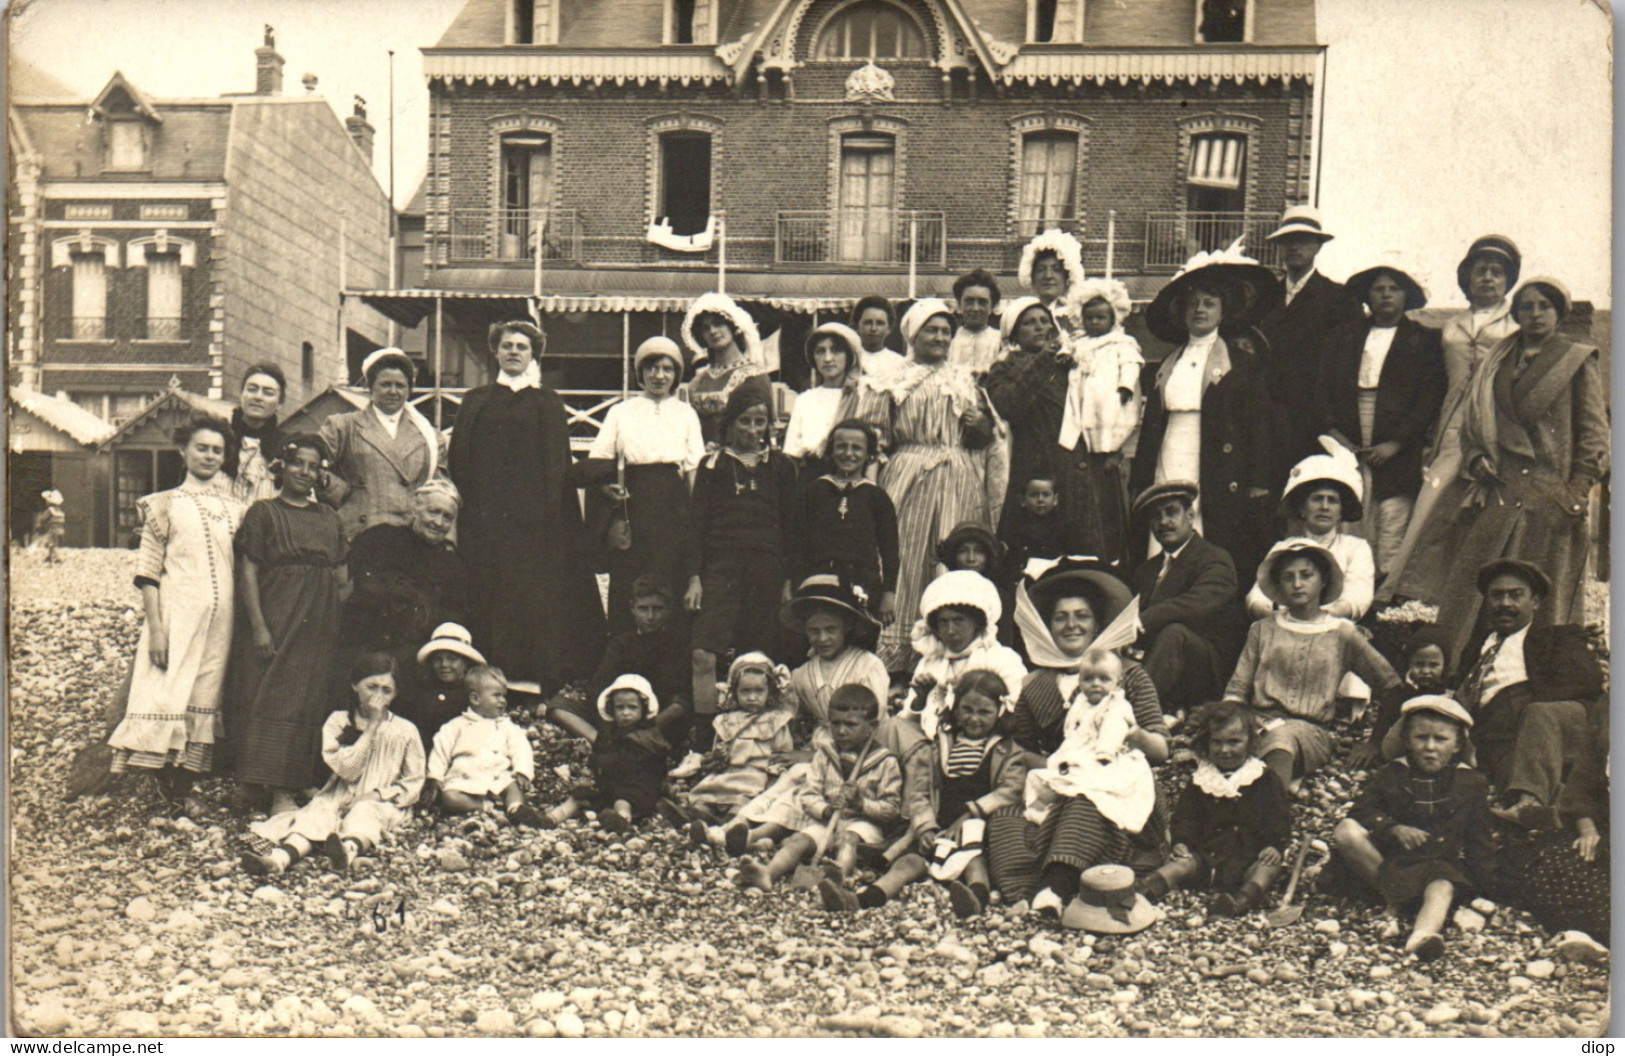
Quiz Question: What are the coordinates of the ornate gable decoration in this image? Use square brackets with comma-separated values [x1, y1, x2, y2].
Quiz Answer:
[845, 62, 895, 102]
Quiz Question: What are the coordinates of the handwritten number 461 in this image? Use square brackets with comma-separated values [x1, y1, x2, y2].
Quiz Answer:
[369, 899, 408, 933]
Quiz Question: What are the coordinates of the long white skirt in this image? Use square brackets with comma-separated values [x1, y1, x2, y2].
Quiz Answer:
[1149, 410, 1203, 555]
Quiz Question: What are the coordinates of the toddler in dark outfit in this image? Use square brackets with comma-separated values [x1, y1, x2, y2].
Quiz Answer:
[398, 623, 485, 753]
[686, 377, 798, 754]
[1139, 700, 1292, 917]
[1349, 629, 1452, 769]
[997, 476, 1078, 583]
[1332, 695, 1496, 960]
[540, 674, 686, 834]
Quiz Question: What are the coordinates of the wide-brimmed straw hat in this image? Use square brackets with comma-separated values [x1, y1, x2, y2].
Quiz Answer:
[780, 574, 881, 634]
[1281, 436, 1364, 522]
[1346, 264, 1428, 314]
[1144, 241, 1279, 344]
[416, 622, 486, 667]
[1060, 864, 1158, 934]
[1266, 205, 1335, 243]
[1026, 557, 1131, 628]
[1456, 234, 1521, 298]
[1256, 538, 1345, 608]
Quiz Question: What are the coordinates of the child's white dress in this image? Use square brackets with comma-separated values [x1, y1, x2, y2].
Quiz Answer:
[1058, 328, 1144, 455]
[1023, 688, 1155, 832]
[427, 709, 536, 796]
[251, 710, 425, 848]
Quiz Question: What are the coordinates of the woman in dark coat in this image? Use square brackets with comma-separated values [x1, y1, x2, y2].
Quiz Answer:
[1315, 264, 1446, 576]
[1403, 277, 1609, 663]
[342, 478, 469, 690]
[1131, 252, 1278, 574]
[983, 297, 1125, 565]
[449, 320, 606, 695]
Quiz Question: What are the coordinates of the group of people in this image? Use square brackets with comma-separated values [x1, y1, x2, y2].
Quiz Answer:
[100, 207, 1608, 958]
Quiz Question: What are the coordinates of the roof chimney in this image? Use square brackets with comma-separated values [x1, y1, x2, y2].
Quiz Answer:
[255, 25, 284, 95]
[345, 96, 375, 163]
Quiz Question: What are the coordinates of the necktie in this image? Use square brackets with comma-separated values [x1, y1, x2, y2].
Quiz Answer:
[1458, 635, 1504, 713]
[1154, 554, 1173, 593]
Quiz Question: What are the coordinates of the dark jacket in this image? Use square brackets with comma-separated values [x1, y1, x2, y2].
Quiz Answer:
[1171, 765, 1293, 888]
[1257, 271, 1366, 481]
[1131, 338, 1272, 574]
[1457, 623, 1605, 782]
[1131, 533, 1244, 662]
[1316, 317, 1446, 501]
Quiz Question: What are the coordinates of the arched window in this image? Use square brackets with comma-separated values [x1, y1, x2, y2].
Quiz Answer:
[814, 1, 926, 60]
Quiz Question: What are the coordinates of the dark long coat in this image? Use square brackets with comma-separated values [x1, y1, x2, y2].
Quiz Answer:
[1257, 271, 1366, 482]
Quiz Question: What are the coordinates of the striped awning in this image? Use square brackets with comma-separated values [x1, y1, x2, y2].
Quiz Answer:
[422, 49, 732, 87]
[999, 46, 1320, 85]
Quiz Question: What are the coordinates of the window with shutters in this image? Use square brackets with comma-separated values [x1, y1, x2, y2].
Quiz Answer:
[1018, 131, 1078, 237]
[499, 132, 554, 258]
[1185, 132, 1247, 213]
[145, 253, 183, 340]
[837, 133, 896, 262]
[814, 1, 927, 60]
[657, 131, 712, 237]
[71, 253, 108, 340]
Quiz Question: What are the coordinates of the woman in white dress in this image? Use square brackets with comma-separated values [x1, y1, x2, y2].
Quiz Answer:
[108, 412, 245, 816]
[783, 322, 864, 474]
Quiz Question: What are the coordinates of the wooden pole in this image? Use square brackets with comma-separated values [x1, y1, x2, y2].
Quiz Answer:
[433, 295, 444, 429]
[717, 211, 727, 294]
[1105, 209, 1117, 281]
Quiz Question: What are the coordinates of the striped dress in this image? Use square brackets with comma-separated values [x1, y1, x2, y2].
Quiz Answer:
[110, 485, 245, 774]
[987, 662, 1168, 900]
[860, 365, 993, 669]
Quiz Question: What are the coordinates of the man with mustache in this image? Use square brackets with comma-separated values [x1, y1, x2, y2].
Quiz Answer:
[1455, 559, 1603, 829]
[1129, 481, 1244, 720]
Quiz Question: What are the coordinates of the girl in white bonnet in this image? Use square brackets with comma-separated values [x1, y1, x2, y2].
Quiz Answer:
[1058, 278, 1143, 460]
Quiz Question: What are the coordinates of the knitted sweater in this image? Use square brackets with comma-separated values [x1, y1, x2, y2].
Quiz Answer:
[1225, 613, 1399, 724]
[687, 448, 799, 574]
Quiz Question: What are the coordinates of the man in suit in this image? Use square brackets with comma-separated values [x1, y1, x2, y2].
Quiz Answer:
[1455, 559, 1604, 829]
[1257, 207, 1365, 485]
[1130, 481, 1243, 717]
[1316, 264, 1447, 575]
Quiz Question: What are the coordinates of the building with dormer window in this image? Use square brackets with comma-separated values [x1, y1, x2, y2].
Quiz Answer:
[369, 0, 1324, 395]
[7, 34, 395, 422]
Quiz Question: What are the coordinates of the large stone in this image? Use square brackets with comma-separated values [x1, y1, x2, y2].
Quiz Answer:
[474, 1009, 518, 1035]
[1526, 960, 1556, 980]
[1424, 1005, 1461, 1027]
[554, 1013, 586, 1038]
[125, 897, 157, 922]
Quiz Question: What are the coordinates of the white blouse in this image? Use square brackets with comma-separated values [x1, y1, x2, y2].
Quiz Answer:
[783, 386, 847, 460]
[1164, 332, 1219, 413]
[588, 394, 706, 475]
[1358, 326, 1398, 388]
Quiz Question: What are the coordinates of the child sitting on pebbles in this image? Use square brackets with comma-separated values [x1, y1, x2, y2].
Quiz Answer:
[424, 665, 545, 827]
[242, 652, 425, 875]
[1023, 649, 1155, 840]
[659, 653, 795, 835]
[398, 623, 486, 754]
[1331, 695, 1497, 961]
[541, 674, 685, 833]
[820, 669, 1026, 918]
[734, 685, 902, 892]
[903, 569, 1027, 739]
[1139, 700, 1292, 916]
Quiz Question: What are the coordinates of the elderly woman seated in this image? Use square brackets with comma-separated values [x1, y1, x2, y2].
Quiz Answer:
[341, 478, 471, 699]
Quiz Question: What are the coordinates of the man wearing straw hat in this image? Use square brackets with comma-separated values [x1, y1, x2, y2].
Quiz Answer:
[1257, 206, 1364, 483]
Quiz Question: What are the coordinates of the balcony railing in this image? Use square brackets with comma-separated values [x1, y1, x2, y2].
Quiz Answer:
[1144, 212, 1283, 271]
[146, 316, 183, 340]
[775, 209, 946, 268]
[445, 208, 581, 263]
[70, 317, 107, 340]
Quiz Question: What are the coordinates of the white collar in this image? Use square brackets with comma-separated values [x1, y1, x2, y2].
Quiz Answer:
[1163, 536, 1193, 561]
[1284, 266, 1318, 299]
[497, 360, 542, 391]
[1488, 623, 1531, 652]
[373, 405, 403, 426]
[1185, 331, 1219, 357]
[1191, 757, 1268, 798]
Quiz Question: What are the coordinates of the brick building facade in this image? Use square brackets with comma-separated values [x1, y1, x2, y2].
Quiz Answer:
[371, 0, 1322, 393]
[7, 37, 395, 423]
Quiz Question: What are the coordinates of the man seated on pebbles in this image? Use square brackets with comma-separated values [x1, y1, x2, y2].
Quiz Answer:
[1451, 559, 1604, 830]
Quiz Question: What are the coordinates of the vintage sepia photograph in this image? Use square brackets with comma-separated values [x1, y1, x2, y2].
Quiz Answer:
[3, 0, 1613, 1039]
